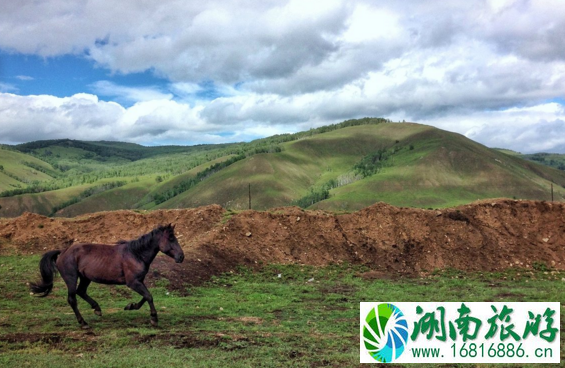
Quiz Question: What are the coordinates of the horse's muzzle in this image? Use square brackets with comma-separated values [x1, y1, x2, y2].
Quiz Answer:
[175, 253, 185, 263]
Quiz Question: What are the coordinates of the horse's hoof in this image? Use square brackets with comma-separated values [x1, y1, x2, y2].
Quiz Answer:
[124, 303, 134, 310]
[94, 310, 102, 316]
[150, 319, 158, 327]
[81, 324, 91, 330]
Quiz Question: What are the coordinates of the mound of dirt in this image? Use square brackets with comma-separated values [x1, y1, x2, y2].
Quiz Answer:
[1, 200, 564, 287]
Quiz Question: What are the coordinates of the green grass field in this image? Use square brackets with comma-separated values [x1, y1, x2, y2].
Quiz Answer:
[1, 255, 563, 367]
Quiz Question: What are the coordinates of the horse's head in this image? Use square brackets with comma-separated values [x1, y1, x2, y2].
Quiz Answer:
[158, 224, 184, 263]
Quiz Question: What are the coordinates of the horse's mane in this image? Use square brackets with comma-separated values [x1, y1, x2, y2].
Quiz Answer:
[118, 225, 170, 256]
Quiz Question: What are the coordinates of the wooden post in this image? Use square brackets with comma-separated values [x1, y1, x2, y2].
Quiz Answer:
[551, 182, 554, 202]
[248, 183, 251, 210]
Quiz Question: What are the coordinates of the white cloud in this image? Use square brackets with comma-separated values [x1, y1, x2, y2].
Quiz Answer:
[341, 4, 402, 43]
[0, 93, 123, 143]
[1, 1, 565, 151]
[0, 83, 17, 93]
[169, 83, 203, 97]
[15, 75, 34, 81]
[90, 80, 173, 103]
[422, 103, 565, 153]
[0, 92, 248, 146]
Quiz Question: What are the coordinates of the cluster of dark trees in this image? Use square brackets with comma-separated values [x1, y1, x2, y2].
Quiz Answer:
[354, 148, 392, 177]
[292, 188, 330, 208]
[526, 153, 565, 171]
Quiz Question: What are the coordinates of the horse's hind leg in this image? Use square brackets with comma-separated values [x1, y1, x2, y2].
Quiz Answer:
[77, 277, 102, 316]
[126, 279, 158, 327]
[60, 271, 89, 329]
[124, 297, 146, 311]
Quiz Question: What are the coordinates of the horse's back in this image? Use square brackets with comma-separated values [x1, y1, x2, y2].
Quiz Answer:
[58, 242, 127, 284]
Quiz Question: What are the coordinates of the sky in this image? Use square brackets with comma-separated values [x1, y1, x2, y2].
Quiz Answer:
[1, 0, 565, 153]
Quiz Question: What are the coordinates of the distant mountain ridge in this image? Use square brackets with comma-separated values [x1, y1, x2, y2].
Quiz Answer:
[15, 138, 234, 162]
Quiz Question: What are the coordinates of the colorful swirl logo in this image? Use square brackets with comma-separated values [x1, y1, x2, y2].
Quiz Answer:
[362, 303, 409, 363]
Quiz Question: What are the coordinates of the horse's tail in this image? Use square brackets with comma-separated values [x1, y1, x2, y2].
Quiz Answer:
[30, 250, 61, 297]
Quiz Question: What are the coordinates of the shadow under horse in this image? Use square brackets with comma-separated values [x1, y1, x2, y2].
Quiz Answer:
[30, 224, 184, 329]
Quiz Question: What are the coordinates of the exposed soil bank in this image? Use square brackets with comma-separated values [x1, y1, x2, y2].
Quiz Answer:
[1, 199, 564, 286]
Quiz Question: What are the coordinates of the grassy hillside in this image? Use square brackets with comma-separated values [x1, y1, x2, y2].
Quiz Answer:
[158, 123, 565, 211]
[0, 147, 56, 192]
[53, 178, 153, 217]
[0, 184, 95, 217]
[1, 139, 242, 216]
[2, 119, 565, 216]
[157, 123, 430, 210]
[316, 128, 565, 210]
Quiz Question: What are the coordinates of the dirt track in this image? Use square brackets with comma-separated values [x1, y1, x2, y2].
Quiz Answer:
[1, 199, 564, 286]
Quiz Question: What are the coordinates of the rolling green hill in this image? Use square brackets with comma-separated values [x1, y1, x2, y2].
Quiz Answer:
[158, 123, 565, 211]
[0, 146, 56, 192]
[1, 119, 564, 217]
[155, 123, 432, 210]
[316, 127, 565, 210]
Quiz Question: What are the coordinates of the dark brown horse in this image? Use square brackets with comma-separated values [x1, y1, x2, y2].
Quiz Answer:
[30, 224, 184, 329]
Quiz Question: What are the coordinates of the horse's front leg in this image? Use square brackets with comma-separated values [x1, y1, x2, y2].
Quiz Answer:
[126, 279, 158, 327]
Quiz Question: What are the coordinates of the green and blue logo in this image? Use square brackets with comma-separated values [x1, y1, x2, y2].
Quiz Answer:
[362, 303, 409, 363]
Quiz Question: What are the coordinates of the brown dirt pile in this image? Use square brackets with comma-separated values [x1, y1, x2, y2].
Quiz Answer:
[1, 199, 564, 286]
